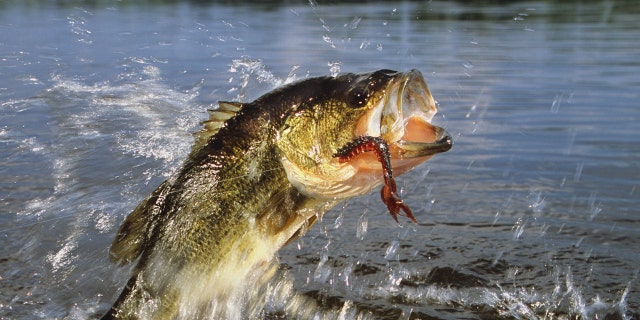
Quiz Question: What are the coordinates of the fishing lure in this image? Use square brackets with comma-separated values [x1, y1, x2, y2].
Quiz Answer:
[334, 135, 418, 223]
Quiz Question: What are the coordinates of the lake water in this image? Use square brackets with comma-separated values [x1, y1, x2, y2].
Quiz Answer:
[1, 1, 638, 319]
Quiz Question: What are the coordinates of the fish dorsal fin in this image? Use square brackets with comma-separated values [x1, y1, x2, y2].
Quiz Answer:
[192, 101, 244, 150]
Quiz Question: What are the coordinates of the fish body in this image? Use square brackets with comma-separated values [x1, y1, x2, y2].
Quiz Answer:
[103, 69, 451, 319]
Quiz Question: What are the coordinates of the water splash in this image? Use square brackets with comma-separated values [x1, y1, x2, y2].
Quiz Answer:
[550, 92, 563, 114]
[342, 265, 633, 319]
[384, 240, 400, 260]
[512, 217, 526, 240]
[586, 191, 602, 221]
[356, 210, 368, 240]
[48, 70, 200, 180]
[328, 61, 342, 77]
[67, 8, 93, 45]
[527, 190, 546, 216]
[227, 57, 298, 102]
[1, 61, 206, 319]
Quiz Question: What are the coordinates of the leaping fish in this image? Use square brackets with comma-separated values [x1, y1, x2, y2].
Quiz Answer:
[102, 69, 452, 319]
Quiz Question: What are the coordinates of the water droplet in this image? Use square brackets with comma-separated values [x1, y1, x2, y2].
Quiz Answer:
[328, 61, 342, 77]
[527, 191, 546, 216]
[587, 192, 602, 221]
[333, 212, 343, 229]
[574, 236, 584, 248]
[512, 217, 525, 240]
[507, 266, 520, 280]
[574, 162, 583, 182]
[313, 254, 331, 283]
[551, 93, 563, 113]
[492, 251, 503, 267]
[356, 210, 368, 240]
[348, 16, 361, 29]
[320, 31, 334, 45]
[385, 240, 399, 260]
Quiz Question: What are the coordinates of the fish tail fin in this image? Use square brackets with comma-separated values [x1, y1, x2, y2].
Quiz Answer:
[101, 274, 140, 320]
[103, 271, 181, 319]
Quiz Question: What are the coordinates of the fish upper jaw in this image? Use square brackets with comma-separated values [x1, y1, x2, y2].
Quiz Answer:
[381, 69, 437, 142]
[357, 69, 452, 165]
[355, 70, 436, 142]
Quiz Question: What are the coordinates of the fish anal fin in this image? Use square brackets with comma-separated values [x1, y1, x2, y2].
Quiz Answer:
[109, 180, 171, 265]
[282, 215, 318, 248]
[192, 101, 244, 151]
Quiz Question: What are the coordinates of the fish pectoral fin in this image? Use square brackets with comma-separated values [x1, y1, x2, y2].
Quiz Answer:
[192, 101, 244, 151]
[109, 180, 171, 265]
[282, 214, 318, 248]
[256, 187, 320, 248]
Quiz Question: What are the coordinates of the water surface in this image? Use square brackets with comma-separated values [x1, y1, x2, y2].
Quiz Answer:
[1, 1, 638, 319]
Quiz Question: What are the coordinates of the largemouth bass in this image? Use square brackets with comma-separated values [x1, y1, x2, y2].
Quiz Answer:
[102, 69, 452, 319]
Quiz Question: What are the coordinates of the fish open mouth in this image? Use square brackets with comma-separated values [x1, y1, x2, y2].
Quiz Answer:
[393, 121, 452, 159]
[337, 69, 452, 222]
[381, 69, 452, 161]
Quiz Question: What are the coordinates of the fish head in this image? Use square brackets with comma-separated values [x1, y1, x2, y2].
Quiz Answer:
[277, 69, 452, 201]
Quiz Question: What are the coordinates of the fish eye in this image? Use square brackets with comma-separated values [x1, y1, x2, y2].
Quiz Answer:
[348, 88, 369, 108]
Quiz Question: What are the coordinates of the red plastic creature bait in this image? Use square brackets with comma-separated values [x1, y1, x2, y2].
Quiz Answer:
[333, 136, 418, 223]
